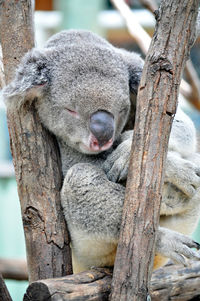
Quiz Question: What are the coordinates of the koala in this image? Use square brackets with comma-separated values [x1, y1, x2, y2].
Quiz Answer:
[3, 30, 200, 273]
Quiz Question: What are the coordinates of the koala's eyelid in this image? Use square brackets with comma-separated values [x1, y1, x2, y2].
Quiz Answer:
[65, 107, 79, 118]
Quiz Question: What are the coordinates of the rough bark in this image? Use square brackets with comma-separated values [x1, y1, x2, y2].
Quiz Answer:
[0, 273, 12, 301]
[0, 258, 28, 281]
[23, 262, 200, 301]
[0, 0, 72, 282]
[110, 1, 200, 300]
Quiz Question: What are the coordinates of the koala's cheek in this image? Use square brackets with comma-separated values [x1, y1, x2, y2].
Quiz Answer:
[115, 115, 128, 137]
[65, 130, 93, 154]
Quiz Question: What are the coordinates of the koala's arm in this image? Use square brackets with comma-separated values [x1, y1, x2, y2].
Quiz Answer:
[104, 108, 200, 199]
[103, 130, 133, 183]
[168, 107, 197, 157]
[103, 108, 200, 241]
[163, 108, 200, 199]
[156, 227, 200, 265]
[61, 163, 200, 272]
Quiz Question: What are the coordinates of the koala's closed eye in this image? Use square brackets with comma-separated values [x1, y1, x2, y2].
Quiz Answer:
[65, 107, 79, 117]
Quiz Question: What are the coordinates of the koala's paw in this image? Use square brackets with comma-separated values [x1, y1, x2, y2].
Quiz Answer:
[157, 227, 200, 266]
[166, 152, 200, 198]
[103, 138, 132, 183]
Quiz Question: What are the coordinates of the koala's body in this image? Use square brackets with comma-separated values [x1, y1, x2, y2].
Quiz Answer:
[3, 30, 200, 273]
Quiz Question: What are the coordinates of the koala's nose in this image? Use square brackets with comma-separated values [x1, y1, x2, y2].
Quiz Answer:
[89, 110, 114, 147]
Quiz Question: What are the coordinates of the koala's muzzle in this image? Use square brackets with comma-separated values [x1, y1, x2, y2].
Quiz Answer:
[89, 110, 114, 149]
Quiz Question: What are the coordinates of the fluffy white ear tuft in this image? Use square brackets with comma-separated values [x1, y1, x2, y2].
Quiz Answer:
[2, 48, 51, 110]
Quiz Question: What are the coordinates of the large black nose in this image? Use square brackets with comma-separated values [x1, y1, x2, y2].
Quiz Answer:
[89, 110, 114, 147]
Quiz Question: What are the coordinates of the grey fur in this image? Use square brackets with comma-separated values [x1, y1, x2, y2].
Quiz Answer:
[3, 30, 200, 272]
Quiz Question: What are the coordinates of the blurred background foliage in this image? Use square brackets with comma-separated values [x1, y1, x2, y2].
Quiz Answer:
[0, 1, 200, 300]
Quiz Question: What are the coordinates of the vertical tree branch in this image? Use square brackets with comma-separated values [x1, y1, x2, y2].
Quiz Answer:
[0, 0, 72, 282]
[184, 59, 200, 109]
[0, 0, 34, 83]
[0, 46, 5, 89]
[0, 273, 12, 301]
[110, 1, 199, 300]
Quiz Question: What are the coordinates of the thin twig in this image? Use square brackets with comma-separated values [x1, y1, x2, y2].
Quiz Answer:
[0, 46, 5, 89]
[184, 59, 200, 110]
[139, 0, 158, 14]
[110, 0, 200, 110]
[110, 0, 151, 54]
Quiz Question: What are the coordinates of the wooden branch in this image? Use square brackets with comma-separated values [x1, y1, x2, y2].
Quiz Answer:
[150, 262, 200, 301]
[0, 46, 5, 90]
[184, 59, 200, 110]
[110, 0, 151, 54]
[111, 0, 200, 110]
[24, 268, 112, 301]
[0, 273, 12, 301]
[23, 262, 200, 301]
[110, 1, 199, 300]
[0, 0, 72, 282]
[0, 258, 28, 281]
[139, 0, 158, 14]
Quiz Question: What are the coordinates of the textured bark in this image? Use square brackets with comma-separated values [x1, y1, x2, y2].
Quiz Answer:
[0, 0, 72, 282]
[110, 1, 200, 300]
[23, 262, 200, 301]
[0, 273, 12, 301]
[0, 258, 28, 281]
[0, 0, 34, 83]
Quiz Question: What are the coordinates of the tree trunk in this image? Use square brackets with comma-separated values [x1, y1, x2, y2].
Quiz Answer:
[0, 0, 72, 283]
[0, 273, 12, 301]
[23, 262, 200, 301]
[110, 1, 199, 300]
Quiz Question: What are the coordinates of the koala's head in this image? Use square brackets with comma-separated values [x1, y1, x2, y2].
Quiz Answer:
[3, 30, 143, 155]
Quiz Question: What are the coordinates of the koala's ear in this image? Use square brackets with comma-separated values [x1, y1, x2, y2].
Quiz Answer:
[128, 64, 143, 95]
[3, 48, 51, 109]
[116, 49, 144, 131]
[126, 53, 144, 94]
[117, 48, 144, 94]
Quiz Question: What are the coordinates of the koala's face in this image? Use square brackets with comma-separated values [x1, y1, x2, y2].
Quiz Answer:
[38, 47, 131, 154]
[4, 30, 143, 155]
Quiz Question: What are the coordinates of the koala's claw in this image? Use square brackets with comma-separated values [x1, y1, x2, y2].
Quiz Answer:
[157, 227, 200, 266]
[193, 241, 200, 250]
[107, 157, 129, 183]
[166, 153, 200, 198]
[169, 246, 200, 267]
[103, 138, 131, 183]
